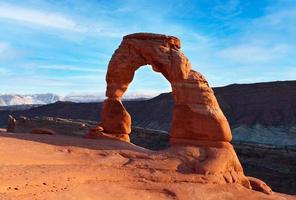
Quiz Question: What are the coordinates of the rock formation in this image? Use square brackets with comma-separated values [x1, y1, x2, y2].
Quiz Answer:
[95, 33, 231, 143]
[88, 33, 272, 194]
[6, 115, 16, 133]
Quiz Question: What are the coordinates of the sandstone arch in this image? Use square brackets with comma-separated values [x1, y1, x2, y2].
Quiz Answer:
[86, 33, 272, 194]
[99, 33, 232, 145]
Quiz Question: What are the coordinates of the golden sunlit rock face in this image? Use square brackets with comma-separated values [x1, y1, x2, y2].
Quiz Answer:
[84, 33, 273, 194]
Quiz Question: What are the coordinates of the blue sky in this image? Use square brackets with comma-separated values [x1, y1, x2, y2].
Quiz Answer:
[0, 0, 295, 97]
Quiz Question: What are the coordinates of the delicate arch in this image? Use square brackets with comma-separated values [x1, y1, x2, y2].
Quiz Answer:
[85, 33, 273, 194]
[100, 33, 232, 145]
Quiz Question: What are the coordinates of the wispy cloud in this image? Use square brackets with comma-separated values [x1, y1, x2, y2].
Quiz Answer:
[0, 3, 132, 40]
[38, 65, 106, 73]
[0, 4, 84, 32]
[212, 0, 242, 19]
[0, 0, 295, 95]
[218, 44, 290, 63]
[253, 7, 296, 28]
[0, 73, 106, 95]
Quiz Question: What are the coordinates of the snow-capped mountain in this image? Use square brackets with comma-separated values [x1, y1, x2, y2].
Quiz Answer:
[0, 94, 62, 106]
[0, 92, 158, 106]
[63, 94, 104, 103]
[0, 93, 102, 106]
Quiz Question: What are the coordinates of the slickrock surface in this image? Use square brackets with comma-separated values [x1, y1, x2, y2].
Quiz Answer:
[6, 117, 296, 194]
[0, 133, 295, 200]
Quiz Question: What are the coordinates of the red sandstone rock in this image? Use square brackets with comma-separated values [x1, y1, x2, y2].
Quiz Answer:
[90, 33, 272, 194]
[101, 33, 231, 143]
[85, 126, 130, 142]
[101, 98, 131, 135]
[247, 176, 273, 195]
[85, 126, 104, 139]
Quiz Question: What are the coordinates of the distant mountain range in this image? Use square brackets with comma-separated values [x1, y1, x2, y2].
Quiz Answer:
[0, 93, 154, 106]
[0, 94, 61, 106]
[0, 93, 107, 106]
[1, 80, 295, 145]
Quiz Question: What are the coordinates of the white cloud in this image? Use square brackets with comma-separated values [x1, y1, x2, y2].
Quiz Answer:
[212, 0, 242, 19]
[253, 8, 296, 28]
[0, 74, 106, 95]
[38, 65, 106, 73]
[0, 4, 131, 39]
[0, 4, 84, 32]
[218, 44, 289, 63]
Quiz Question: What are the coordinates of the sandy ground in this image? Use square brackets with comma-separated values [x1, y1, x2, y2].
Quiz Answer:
[0, 132, 295, 200]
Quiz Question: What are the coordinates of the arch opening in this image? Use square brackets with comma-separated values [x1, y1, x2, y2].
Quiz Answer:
[122, 65, 173, 150]
[123, 64, 171, 100]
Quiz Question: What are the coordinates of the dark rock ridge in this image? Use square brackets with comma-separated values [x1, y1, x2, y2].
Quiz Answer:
[215, 81, 296, 126]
